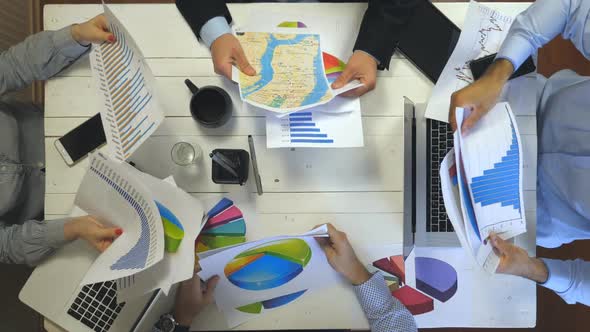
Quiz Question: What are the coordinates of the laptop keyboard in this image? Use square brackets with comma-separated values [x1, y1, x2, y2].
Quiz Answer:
[67, 281, 125, 332]
[427, 119, 455, 232]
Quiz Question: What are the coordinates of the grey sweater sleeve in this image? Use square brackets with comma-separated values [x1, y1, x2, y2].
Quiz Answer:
[0, 26, 89, 95]
[0, 218, 70, 266]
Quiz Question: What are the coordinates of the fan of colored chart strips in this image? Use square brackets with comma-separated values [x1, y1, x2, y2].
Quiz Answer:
[196, 198, 246, 253]
[372, 255, 458, 315]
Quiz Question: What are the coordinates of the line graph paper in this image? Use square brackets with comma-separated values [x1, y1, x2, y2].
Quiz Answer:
[452, 6, 513, 86]
[426, 2, 515, 122]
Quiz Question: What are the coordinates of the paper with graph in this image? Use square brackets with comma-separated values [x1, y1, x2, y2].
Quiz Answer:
[234, 32, 362, 114]
[198, 226, 342, 327]
[440, 102, 526, 273]
[90, 5, 164, 162]
[75, 153, 165, 284]
[265, 98, 364, 148]
[115, 175, 204, 302]
[425, 1, 515, 122]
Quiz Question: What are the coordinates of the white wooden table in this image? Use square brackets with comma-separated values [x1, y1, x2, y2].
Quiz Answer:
[43, 2, 535, 331]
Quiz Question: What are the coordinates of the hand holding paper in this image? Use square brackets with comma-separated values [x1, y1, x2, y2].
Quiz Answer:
[489, 233, 549, 283]
[315, 223, 371, 285]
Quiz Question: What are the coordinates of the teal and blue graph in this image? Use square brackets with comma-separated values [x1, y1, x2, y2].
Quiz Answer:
[288, 112, 334, 144]
[470, 124, 521, 211]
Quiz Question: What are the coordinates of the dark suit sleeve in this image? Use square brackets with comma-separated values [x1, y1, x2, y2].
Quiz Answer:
[353, 0, 422, 70]
[175, 0, 233, 41]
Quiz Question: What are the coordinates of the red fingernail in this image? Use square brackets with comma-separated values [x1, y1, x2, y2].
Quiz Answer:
[108, 35, 115, 43]
[115, 228, 123, 235]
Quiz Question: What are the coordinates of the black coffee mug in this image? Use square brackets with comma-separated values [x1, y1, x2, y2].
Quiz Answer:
[185, 79, 232, 128]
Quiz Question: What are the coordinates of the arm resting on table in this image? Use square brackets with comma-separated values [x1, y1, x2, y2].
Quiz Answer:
[353, 272, 417, 332]
[0, 26, 88, 95]
[0, 218, 69, 266]
[540, 258, 590, 306]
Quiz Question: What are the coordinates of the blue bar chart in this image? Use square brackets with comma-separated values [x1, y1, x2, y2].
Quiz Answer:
[458, 103, 526, 240]
[266, 98, 364, 148]
[90, 6, 163, 162]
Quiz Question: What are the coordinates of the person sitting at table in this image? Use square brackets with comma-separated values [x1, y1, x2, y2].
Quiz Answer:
[448, 0, 590, 306]
[175, 0, 421, 98]
[154, 223, 417, 332]
[0, 14, 123, 266]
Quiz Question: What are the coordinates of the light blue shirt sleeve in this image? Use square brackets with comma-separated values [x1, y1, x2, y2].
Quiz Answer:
[353, 272, 417, 332]
[199, 16, 232, 49]
[540, 258, 590, 306]
[497, 0, 590, 70]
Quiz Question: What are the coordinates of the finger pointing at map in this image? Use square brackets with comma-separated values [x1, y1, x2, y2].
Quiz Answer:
[211, 33, 256, 79]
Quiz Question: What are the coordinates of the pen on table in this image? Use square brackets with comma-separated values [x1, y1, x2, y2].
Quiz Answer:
[248, 135, 263, 196]
[209, 152, 239, 178]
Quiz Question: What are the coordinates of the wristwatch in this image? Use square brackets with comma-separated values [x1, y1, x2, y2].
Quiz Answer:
[156, 314, 189, 332]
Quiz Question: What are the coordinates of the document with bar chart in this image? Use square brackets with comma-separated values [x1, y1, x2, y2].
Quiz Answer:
[443, 102, 526, 273]
[265, 98, 363, 148]
[75, 153, 164, 285]
[90, 5, 164, 162]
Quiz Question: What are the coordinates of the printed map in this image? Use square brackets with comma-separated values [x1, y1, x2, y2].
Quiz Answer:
[236, 32, 333, 113]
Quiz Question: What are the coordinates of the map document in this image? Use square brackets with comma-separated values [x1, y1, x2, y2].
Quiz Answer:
[235, 32, 361, 114]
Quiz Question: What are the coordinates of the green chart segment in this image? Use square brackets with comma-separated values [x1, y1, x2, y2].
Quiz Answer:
[224, 239, 312, 291]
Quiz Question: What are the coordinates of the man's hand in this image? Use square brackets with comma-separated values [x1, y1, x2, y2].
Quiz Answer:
[315, 223, 371, 285]
[489, 232, 548, 283]
[173, 274, 219, 327]
[331, 51, 378, 97]
[71, 14, 115, 46]
[449, 59, 514, 134]
[64, 216, 122, 252]
[210, 34, 256, 80]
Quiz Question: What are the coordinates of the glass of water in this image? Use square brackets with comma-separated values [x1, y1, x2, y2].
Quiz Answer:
[171, 142, 202, 166]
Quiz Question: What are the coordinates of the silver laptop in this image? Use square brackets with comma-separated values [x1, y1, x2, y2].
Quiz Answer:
[403, 97, 459, 252]
[19, 239, 176, 332]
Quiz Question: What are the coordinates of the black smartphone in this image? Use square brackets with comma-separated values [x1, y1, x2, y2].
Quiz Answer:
[396, 0, 461, 83]
[54, 113, 106, 166]
[469, 53, 536, 81]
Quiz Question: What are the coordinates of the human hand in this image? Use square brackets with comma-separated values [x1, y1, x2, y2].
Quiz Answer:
[331, 50, 378, 97]
[71, 14, 115, 46]
[64, 216, 122, 252]
[489, 232, 548, 283]
[315, 223, 371, 285]
[173, 274, 219, 326]
[449, 59, 514, 134]
[210, 34, 256, 80]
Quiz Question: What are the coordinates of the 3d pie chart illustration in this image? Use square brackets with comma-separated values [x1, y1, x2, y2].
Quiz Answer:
[196, 198, 246, 253]
[371, 255, 458, 315]
[224, 238, 312, 291]
[322, 52, 347, 84]
[155, 201, 184, 253]
[236, 290, 308, 314]
[278, 21, 308, 28]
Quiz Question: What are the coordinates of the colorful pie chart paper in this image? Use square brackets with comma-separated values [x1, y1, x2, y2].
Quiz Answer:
[197, 230, 340, 315]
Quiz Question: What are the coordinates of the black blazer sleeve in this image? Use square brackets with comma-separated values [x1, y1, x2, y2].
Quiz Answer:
[175, 0, 233, 41]
[353, 0, 422, 70]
